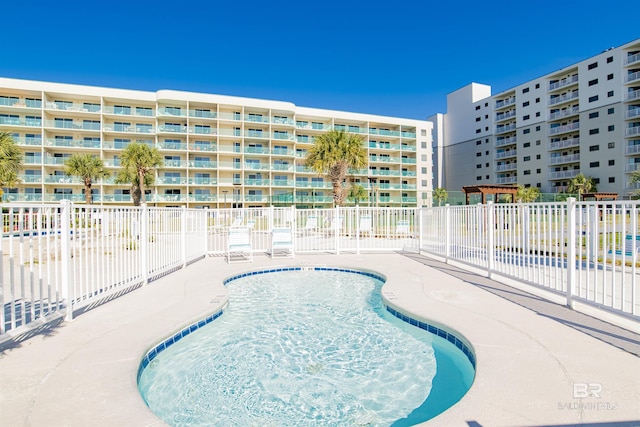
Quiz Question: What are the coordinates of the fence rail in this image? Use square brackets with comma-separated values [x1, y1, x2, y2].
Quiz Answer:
[2, 199, 639, 340]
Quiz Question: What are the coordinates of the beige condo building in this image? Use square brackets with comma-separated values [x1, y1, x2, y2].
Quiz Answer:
[0, 78, 432, 208]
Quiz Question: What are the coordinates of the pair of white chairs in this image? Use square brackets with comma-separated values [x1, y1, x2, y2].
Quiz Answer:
[226, 225, 294, 263]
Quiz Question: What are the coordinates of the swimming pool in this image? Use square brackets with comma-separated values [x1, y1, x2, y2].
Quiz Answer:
[138, 267, 475, 426]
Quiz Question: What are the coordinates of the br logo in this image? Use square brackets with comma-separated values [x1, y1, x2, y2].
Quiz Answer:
[573, 383, 602, 398]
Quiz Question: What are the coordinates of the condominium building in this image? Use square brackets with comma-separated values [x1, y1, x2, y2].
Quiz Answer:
[0, 78, 432, 208]
[434, 38, 640, 199]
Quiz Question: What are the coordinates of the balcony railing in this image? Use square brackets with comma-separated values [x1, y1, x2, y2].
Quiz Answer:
[550, 154, 580, 165]
[495, 150, 517, 159]
[549, 137, 580, 151]
[626, 71, 640, 84]
[548, 75, 578, 91]
[626, 52, 640, 65]
[625, 89, 640, 101]
[549, 106, 580, 121]
[495, 124, 516, 135]
[549, 122, 579, 135]
[626, 127, 640, 137]
[625, 108, 640, 120]
[625, 142, 640, 154]
[495, 163, 517, 172]
[495, 136, 517, 147]
[549, 91, 579, 106]
[548, 169, 580, 180]
[495, 98, 516, 109]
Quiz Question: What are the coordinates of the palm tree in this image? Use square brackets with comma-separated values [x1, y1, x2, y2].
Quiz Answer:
[515, 185, 540, 203]
[433, 187, 448, 206]
[630, 170, 640, 199]
[64, 154, 110, 204]
[0, 131, 23, 199]
[567, 173, 597, 200]
[348, 183, 367, 205]
[305, 130, 367, 206]
[116, 142, 162, 206]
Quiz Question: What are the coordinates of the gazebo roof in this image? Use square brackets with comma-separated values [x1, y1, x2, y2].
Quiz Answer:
[581, 192, 618, 201]
[461, 184, 518, 204]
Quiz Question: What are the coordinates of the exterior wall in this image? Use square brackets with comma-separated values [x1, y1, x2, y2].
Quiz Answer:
[441, 38, 640, 198]
[0, 77, 431, 208]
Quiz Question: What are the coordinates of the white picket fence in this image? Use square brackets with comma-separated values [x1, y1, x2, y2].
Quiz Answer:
[2, 199, 639, 339]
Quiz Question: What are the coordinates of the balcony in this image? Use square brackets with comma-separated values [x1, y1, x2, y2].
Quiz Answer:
[369, 128, 401, 137]
[401, 131, 416, 139]
[625, 163, 640, 172]
[158, 141, 187, 150]
[626, 71, 640, 84]
[1, 117, 42, 127]
[157, 124, 186, 133]
[244, 146, 269, 155]
[189, 177, 217, 185]
[14, 136, 42, 146]
[548, 75, 578, 92]
[495, 110, 516, 122]
[189, 143, 216, 152]
[549, 91, 579, 106]
[244, 162, 270, 170]
[2, 193, 43, 202]
[625, 142, 640, 154]
[495, 176, 517, 184]
[273, 132, 294, 141]
[495, 98, 516, 110]
[295, 122, 331, 131]
[272, 163, 293, 171]
[550, 153, 580, 165]
[549, 137, 580, 151]
[548, 106, 580, 121]
[625, 89, 640, 101]
[45, 138, 101, 148]
[188, 126, 216, 135]
[626, 127, 640, 137]
[189, 109, 216, 119]
[18, 174, 42, 183]
[272, 179, 295, 187]
[495, 136, 517, 147]
[44, 175, 80, 184]
[495, 150, 517, 160]
[102, 106, 154, 116]
[548, 169, 580, 180]
[401, 170, 416, 177]
[0, 98, 42, 109]
[189, 160, 216, 168]
[23, 156, 43, 165]
[369, 142, 402, 150]
[163, 160, 188, 168]
[495, 163, 517, 172]
[625, 108, 640, 120]
[157, 107, 187, 117]
[370, 156, 399, 163]
[368, 169, 401, 176]
[157, 177, 187, 185]
[271, 117, 294, 126]
[549, 122, 579, 136]
[626, 52, 640, 66]
[190, 194, 217, 202]
[401, 158, 416, 164]
[495, 123, 516, 135]
[272, 147, 295, 156]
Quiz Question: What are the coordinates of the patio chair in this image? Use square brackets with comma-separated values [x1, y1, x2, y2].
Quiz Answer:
[270, 227, 294, 258]
[395, 219, 410, 237]
[326, 216, 343, 235]
[608, 234, 640, 259]
[300, 215, 318, 234]
[359, 215, 373, 236]
[230, 216, 244, 228]
[227, 227, 253, 263]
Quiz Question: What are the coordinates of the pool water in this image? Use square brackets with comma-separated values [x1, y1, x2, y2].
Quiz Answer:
[138, 269, 474, 426]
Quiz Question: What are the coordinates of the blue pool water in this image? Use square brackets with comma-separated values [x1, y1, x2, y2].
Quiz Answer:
[138, 269, 475, 426]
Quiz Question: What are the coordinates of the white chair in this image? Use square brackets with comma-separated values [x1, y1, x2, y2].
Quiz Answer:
[359, 215, 372, 236]
[395, 219, 410, 237]
[246, 219, 255, 230]
[271, 227, 294, 258]
[327, 216, 343, 235]
[301, 215, 318, 234]
[230, 216, 243, 227]
[227, 227, 253, 263]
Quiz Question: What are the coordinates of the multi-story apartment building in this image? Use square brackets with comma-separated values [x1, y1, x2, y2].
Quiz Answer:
[0, 78, 432, 208]
[434, 38, 640, 199]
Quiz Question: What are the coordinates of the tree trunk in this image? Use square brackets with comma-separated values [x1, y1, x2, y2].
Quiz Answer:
[84, 181, 92, 205]
[138, 170, 146, 206]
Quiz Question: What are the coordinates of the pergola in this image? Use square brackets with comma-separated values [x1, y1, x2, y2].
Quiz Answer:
[461, 184, 518, 205]
[581, 192, 618, 201]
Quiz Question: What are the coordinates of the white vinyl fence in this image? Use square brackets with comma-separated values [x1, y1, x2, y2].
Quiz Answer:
[2, 199, 638, 339]
[420, 198, 640, 319]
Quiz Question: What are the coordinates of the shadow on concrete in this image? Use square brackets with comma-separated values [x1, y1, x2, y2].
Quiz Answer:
[466, 421, 640, 427]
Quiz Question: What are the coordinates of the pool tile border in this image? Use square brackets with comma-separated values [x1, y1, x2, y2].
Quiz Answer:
[137, 265, 475, 383]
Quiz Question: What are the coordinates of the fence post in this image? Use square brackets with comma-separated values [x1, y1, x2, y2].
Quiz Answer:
[335, 206, 340, 255]
[418, 207, 423, 253]
[356, 205, 360, 255]
[203, 207, 209, 255]
[445, 203, 451, 261]
[181, 206, 187, 267]
[60, 199, 74, 321]
[487, 201, 495, 277]
[140, 204, 149, 285]
[566, 197, 577, 309]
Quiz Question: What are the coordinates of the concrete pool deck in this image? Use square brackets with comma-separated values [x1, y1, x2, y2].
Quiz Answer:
[1, 252, 639, 427]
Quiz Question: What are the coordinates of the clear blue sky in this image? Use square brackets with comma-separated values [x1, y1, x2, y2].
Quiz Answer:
[1, 0, 636, 120]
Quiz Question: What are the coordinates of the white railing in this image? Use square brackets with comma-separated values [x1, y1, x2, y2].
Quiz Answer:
[420, 200, 640, 320]
[3, 201, 638, 340]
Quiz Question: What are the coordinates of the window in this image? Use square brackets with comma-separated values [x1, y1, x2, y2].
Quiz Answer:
[476, 117, 481, 122]
[523, 129, 530, 134]
[421, 154, 427, 161]
[421, 141, 427, 148]
[485, 163, 489, 167]
[476, 176, 482, 181]
[608, 91, 614, 97]
[421, 180, 428, 187]
[535, 125, 540, 131]
[524, 156, 531, 161]
[522, 88, 530, 93]
[524, 170, 531, 175]
[608, 125, 615, 131]
[476, 152, 481, 157]
[589, 128, 599, 135]
[607, 73, 614, 80]
[536, 154, 541, 160]
[523, 142, 530, 148]
[523, 101, 530, 107]
[589, 144, 600, 151]
[589, 79, 598, 86]
[535, 83, 540, 89]
[589, 112, 599, 119]
[476, 164, 482, 169]
[608, 107, 615, 114]
[588, 62, 598, 70]
[421, 167, 428, 174]
[593, 178, 600, 184]
[536, 140, 541, 145]
[485, 151, 489, 155]
[607, 56, 613, 63]
[589, 95, 599, 102]
[590, 161, 599, 168]
[608, 159, 615, 166]
[476, 140, 481, 145]
[475, 105, 480, 110]
[536, 112, 541, 117]
[535, 97, 540, 103]
[485, 115, 488, 119]
[608, 142, 615, 149]
[536, 168, 541, 174]
[475, 129, 481, 134]
[421, 130, 427, 136]
[485, 175, 490, 179]
[523, 115, 530, 120]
